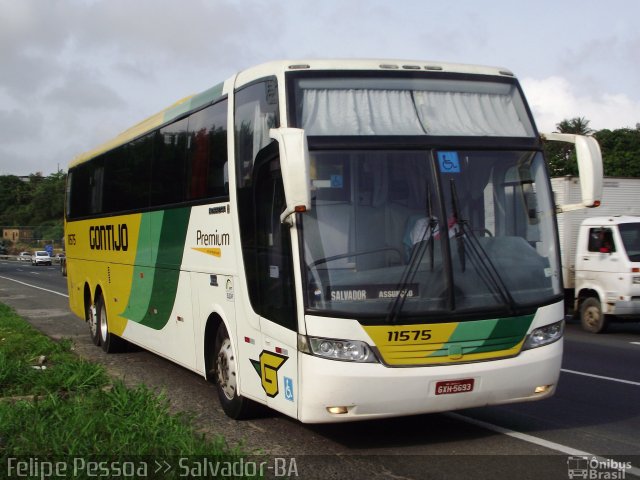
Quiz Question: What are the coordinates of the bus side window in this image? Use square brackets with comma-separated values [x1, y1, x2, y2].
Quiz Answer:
[187, 99, 228, 200]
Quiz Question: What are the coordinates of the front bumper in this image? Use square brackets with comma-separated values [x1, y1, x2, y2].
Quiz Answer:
[297, 338, 562, 423]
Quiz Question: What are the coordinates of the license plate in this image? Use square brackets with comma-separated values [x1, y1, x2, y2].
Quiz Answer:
[435, 378, 475, 395]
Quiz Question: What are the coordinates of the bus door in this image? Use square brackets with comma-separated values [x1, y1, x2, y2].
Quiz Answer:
[250, 146, 299, 418]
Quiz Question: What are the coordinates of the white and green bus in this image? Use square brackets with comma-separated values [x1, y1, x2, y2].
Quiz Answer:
[65, 59, 602, 423]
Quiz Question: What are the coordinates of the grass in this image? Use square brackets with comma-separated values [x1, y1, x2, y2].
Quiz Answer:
[0, 303, 256, 478]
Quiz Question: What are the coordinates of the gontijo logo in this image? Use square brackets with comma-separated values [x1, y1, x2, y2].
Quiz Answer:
[89, 223, 128, 251]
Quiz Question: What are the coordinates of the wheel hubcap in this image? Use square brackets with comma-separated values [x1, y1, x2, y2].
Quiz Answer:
[585, 306, 601, 328]
[216, 338, 237, 400]
[88, 305, 98, 337]
[100, 304, 108, 342]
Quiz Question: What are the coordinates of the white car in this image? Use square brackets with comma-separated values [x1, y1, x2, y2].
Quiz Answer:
[18, 252, 31, 261]
[31, 251, 52, 266]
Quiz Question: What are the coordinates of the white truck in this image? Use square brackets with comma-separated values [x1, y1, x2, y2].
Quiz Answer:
[552, 176, 640, 332]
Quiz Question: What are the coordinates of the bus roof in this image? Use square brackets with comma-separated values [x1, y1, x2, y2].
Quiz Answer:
[69, 59, 516, 168]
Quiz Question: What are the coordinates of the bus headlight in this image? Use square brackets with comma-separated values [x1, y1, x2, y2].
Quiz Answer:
[298, 335, 378, 363]
[523, 320, 564, 350]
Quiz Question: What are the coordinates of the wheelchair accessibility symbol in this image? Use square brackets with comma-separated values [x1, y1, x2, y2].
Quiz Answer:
[438, 152, 461, 173]
[284, 377, 294, 402]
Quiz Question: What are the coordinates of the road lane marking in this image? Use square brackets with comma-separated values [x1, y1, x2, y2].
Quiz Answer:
[631, 342, 640, 346]
[0, 275, 68, 298]
[446, 412, 640, 477]
[561, 368, 640, 387]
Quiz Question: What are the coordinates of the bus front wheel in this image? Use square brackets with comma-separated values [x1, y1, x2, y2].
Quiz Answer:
[214, 324, 255, 419]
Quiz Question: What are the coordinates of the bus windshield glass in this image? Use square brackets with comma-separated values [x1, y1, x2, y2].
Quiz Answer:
[301, 148, 561, 319]
[289, 74, 536, 137]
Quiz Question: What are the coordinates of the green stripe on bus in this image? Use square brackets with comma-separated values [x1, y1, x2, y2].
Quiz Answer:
[120, 212, 160, 323]
[163, 82, 224, 124]
[122, 208, 191, 330]
[465, 314, 534, 354]
[428, 315, 534, 357]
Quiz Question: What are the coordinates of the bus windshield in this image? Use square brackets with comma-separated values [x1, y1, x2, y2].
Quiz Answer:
[301, 148, 561, 319]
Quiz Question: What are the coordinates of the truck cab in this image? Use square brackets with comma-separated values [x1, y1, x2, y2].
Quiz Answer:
[575, 216, 640, 332]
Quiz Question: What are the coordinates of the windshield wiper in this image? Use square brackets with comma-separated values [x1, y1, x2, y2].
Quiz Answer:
[449, 179, 517, 314]
[386, 187, 438, 324]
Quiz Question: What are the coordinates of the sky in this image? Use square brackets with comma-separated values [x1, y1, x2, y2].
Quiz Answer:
[1, 0, 639, 176]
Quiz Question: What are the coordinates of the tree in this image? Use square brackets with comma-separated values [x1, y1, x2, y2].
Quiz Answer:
[0, 172, 66, 248]
[594, 127, 640, 177]
[556, 117, 594, 136]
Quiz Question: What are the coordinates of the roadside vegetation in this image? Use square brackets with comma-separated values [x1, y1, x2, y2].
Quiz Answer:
[0, 303, 254, 478]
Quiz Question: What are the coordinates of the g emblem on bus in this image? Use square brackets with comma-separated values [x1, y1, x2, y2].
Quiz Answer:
[251, 350, 288, 398]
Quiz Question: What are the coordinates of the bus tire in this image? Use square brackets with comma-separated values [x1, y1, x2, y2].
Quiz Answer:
[87, 302, 101, 346]
[96, 295, 125, 353]
[580, 297, 608, 333]
[214, 324, 254, 419]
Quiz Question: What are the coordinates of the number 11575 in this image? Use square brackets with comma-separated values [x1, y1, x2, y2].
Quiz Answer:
[387, 330, 432, 342]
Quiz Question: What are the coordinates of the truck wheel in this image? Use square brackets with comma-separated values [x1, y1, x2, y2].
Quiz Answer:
[214, 324, 255, 419]
[580, 297, 608, 333]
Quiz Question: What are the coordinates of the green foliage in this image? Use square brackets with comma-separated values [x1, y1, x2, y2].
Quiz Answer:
[594, 127, 640, 177]
[0, 172, 66, 244]
[0, 303, 244, 470]
[0, 303, 109, 397]
[0, 384, 234, 457]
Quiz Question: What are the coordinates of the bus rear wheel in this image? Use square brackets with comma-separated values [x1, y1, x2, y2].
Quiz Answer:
[96, 295, 125, 353]
[87, 302, 100, 346]
[214, 324, 255, 419]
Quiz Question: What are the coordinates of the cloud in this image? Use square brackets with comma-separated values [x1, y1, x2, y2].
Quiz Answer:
[0, 109, 43, 143]
[521, 76, 640, 133]
[44, 68, 125, 111]
[0, 0, 288, 176]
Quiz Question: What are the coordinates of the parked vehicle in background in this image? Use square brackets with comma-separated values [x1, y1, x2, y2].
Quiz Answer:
[18, 252, 31, 261]
[31, 250, 52, 266]
[552, 177, 640, 332]
[60, 254, 67, 276]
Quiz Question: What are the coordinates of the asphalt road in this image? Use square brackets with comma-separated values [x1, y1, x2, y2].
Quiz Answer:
[1, 259, 638, 480]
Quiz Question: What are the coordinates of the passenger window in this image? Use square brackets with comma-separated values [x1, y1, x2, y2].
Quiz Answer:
[187, 99, 228, 200]
[152, 118, 188, 206]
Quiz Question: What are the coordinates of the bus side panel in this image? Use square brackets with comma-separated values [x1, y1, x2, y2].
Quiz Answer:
[122, 270, 197, 369]
[65, 213, 143, 325]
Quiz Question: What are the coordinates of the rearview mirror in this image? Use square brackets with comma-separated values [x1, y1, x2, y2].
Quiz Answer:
[269, 128, 312, 223]
[542, 133, 603, 213]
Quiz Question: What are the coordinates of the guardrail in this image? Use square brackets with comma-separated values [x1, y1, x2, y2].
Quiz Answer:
[0, 255, 64, 264]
